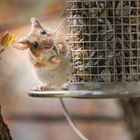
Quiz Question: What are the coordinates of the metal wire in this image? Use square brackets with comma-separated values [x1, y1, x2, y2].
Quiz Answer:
[67, 0, 140, 86]
[60, 98, 88, 140]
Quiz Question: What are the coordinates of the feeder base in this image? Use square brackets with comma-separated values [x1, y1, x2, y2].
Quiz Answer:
[28, 82, 140, 99]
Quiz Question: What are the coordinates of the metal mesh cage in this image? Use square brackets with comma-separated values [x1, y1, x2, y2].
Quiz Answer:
[67, 0, 140, 87]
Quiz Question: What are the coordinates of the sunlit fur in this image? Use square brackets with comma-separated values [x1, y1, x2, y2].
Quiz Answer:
[16, 17, 70, 88]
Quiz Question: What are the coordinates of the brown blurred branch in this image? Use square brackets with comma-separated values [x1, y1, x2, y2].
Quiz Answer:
[7, 114, 123, 123]
[0, 106, 12, 140]
[0, 40, 12, 139]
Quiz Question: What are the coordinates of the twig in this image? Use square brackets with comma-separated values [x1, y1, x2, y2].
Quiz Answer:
[0, 106, 12, 140]
[60, 98, 89, 140]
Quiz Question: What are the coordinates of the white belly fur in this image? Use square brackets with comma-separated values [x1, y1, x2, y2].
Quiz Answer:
[35, 58, 70, 88]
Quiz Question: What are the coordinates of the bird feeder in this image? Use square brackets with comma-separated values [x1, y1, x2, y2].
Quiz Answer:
[27, 2, 140, 139]
[28, 0, 140, 98]
[67, 0, 140, 90]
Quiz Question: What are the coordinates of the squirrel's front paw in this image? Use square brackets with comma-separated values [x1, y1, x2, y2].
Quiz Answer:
[50, 56, 61, 64]
[32, 84, 53, 91]
[57, 44, 65, 53]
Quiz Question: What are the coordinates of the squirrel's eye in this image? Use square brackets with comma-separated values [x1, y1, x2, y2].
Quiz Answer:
[32, 41, 39, 48]
[40, 30, 47, 35]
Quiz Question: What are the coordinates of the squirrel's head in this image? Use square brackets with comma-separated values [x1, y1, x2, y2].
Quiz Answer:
[14, 17, 56, 57]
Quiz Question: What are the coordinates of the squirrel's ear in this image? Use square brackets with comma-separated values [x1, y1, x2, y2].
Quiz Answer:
[12, 37, 29, 50]
[18, 37, 29, 44]
[31, 17, 42, 28]
[13, 43, 29, 50]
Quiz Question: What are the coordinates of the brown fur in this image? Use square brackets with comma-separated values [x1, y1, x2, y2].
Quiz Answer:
[13, 17, 70, 87]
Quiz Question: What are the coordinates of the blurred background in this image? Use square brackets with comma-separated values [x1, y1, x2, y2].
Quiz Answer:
[0, 0, 137, 140]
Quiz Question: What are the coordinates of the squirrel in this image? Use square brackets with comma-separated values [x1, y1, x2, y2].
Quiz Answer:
[12, 17, 88, 140]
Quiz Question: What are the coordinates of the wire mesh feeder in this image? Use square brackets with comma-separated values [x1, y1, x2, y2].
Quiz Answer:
[67, 0, 140, 90]
[28, 0, 140, 98]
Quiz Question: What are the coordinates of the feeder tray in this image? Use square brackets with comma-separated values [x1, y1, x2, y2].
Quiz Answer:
[28, 82, 140, 99]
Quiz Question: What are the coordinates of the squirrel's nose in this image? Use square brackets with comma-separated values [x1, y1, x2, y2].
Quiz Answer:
[32, 41, 39, 48]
